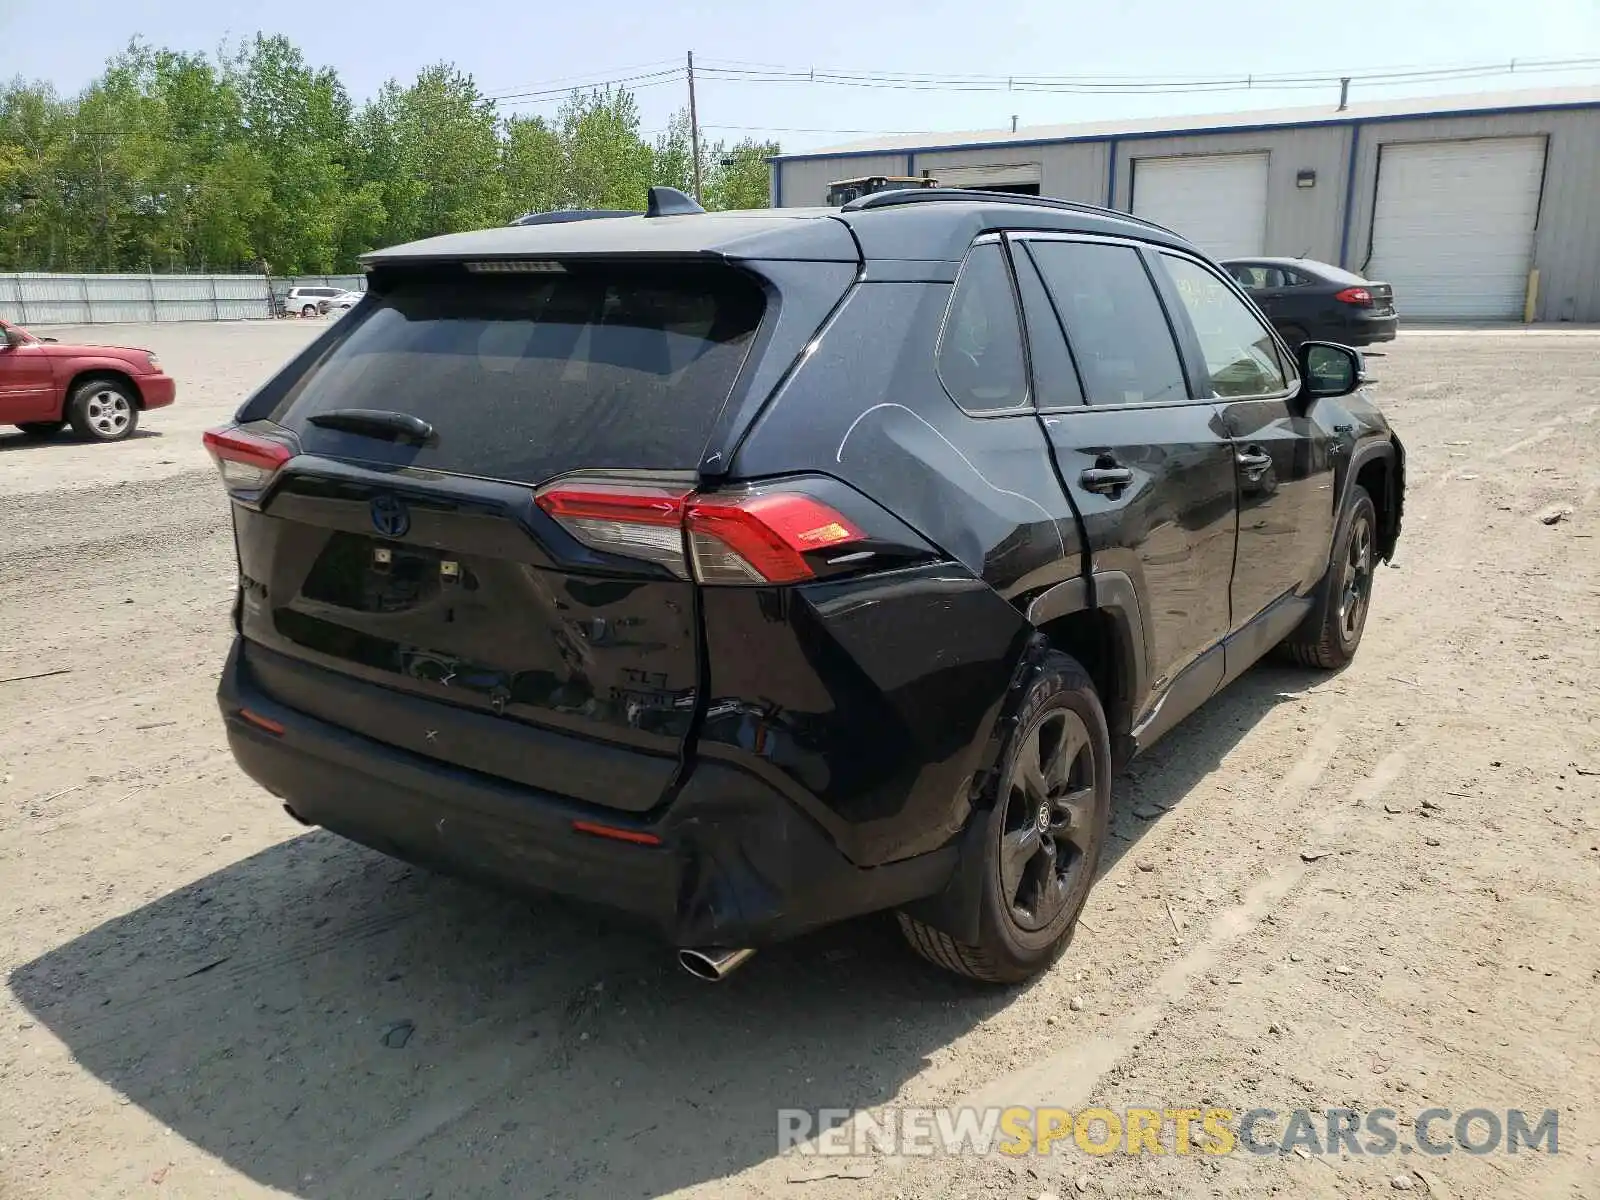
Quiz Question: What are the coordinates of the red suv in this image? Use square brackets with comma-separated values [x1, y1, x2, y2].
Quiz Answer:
[0, 319, 177, 442]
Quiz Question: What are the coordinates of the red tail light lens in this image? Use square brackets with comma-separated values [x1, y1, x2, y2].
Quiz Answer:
[203, 426, 293, 496]
[686, 494, 864, 585]
[1334, 286, 1373, 306]
[535, 479, 865, 585]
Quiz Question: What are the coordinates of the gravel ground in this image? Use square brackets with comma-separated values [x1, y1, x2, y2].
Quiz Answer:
[0, 323, 1597, 1200]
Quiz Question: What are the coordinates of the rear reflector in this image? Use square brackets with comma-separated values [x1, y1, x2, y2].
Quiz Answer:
[536, 479, 865, 586]
[571, 819, 663, 846]
[203, 426, 294, 496]
[1334, 286, 1373, 306]
[237, 708, 286, 736]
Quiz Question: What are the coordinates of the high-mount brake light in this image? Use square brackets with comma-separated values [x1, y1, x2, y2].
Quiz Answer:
[202, 426, 293, 496]
[465, 260, 566, 273]
[535, 479, 865, 585]
[1334, 286, 1374, 306]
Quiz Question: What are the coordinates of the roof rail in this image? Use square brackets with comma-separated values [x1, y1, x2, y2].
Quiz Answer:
[509, 209, 637, 226]
[839, 187, 1176, 235]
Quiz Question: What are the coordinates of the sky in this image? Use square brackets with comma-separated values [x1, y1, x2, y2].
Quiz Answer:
[3, 0, 1598, 152]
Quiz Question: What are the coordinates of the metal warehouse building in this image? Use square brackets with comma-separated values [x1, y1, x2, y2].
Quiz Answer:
[769, 85, 1600, 322]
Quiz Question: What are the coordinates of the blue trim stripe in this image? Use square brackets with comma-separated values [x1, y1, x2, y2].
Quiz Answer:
[766, 98, 1600, 165]
[1337, 122, 1362, 268]
[1105, 136, 1119, 208]
[773, 161, 783, 208]
[906, 151, 916, 178]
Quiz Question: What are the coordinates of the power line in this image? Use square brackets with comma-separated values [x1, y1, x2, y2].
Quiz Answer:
[482, 58, 683, 99]
[689, 55, 1600, 96]
[493, 67, 686, 105]
[701, 123, 945, 135]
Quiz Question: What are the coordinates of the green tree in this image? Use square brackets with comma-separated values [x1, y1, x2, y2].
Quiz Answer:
[501, 114, 565, 218]
[394, 63, 505, 239]
[0, 37, 778, 272]
[559, 86, 652, 211]
[705, 137, 777, 211]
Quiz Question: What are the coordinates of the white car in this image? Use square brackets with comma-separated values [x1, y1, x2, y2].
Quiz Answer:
[280, 286, 347, 318]
[321, 291, 363, 316]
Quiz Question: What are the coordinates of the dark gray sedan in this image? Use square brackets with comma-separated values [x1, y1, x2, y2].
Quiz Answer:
[1222, 257, 1398, 348]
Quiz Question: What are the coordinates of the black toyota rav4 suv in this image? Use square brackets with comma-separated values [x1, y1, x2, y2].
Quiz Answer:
[209, 187, 1404, 984]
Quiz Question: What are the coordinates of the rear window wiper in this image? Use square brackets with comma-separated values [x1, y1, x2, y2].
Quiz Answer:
[306, 409, 436, 446]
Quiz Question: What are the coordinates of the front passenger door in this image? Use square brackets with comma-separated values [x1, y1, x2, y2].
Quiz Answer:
[1157, 253, 1338, 634]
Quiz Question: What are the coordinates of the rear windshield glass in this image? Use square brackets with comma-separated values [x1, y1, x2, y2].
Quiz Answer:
[271, 265, 765, 483]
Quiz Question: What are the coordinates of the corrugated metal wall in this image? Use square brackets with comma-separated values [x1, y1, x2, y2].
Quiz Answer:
[776, 154, 913, 207]
[772, 104, 1600, 320]
[0, 273, 273, 325]
[0, 273, 365, 326]
[1343, 109, 1600, 323]
[917, 141, 1108, 205]
[1114, 125, 1352, 263]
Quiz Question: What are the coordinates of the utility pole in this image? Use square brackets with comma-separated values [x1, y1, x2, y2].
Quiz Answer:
[687, 50, 704, 204]
[1338, 76, 1351, 111]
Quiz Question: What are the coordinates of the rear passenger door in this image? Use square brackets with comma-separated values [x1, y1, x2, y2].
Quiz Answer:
[1014, 234, 1239, 740]
[1156, 252, 1338, 631]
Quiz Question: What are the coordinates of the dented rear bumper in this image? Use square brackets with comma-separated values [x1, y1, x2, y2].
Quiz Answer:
[218, 638, 955, 947]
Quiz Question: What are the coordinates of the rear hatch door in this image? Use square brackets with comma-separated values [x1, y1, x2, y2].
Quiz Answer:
[233, 260, 770, 812]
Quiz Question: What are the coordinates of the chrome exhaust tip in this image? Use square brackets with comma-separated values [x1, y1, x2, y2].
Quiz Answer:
[677, 947, 756, 982]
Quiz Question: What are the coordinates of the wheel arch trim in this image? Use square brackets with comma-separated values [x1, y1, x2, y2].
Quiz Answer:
[1023, 570, 1150, 746]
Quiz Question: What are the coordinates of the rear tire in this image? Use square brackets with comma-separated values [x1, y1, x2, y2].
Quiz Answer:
[67, 378, 139, 443]
[16, 420, 66, 438]
[897, 650, 1111, 984]
[1279, 323, 1308, 350]
[301, 304, 318, 318]
[1279, 484, 1377, 669]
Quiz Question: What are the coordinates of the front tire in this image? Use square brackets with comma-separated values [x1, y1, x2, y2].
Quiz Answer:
[1280, 484, 1377, 669]
[67, 379, 139, 443]
[898, 651, 1111, 983]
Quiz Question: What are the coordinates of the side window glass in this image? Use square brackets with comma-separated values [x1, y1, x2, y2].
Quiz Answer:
[936, 242, 1028, 413]
[1026, 240, 1188, 406]
[1012, 247, 1084, 408]
[1161, 254, 1289, 399]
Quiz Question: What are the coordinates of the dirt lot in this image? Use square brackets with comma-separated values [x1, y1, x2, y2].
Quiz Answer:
[1, 322, 1597, 1200]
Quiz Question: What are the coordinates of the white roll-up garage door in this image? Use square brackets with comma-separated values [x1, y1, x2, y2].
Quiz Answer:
[1131, 153, 1269, 259]
[1365, 137, 1545, 321]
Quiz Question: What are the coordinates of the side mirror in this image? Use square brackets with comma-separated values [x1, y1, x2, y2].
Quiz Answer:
[1298, 341, 1363, 399]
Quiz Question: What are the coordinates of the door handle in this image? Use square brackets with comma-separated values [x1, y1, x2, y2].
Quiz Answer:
[1080, 466, 1134, 494]
[1236, 449, 1273, 475]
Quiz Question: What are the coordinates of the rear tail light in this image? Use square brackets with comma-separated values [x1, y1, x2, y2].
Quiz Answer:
[536, 479, 867, 585]
[203, 426, 294, 498]
[686, 494, 862, 584]
[1334, 286, 1373, 307]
